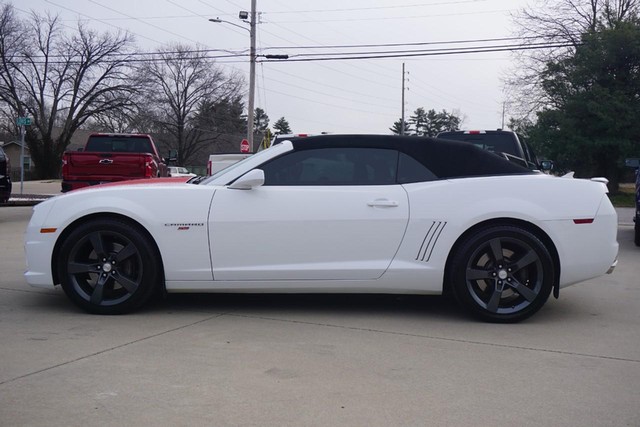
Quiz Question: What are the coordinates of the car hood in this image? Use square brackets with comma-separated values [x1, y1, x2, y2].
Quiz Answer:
[75, 176, 191, 191]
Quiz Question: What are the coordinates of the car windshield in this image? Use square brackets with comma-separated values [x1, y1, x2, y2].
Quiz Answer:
[198, 148, 276, 185]
[86, 136, 153, 153]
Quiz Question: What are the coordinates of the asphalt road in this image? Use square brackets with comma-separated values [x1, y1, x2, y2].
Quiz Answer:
[0, 205, 639, 426]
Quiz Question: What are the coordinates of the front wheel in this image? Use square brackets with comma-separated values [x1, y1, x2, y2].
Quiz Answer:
[449, 225, 554, 323]
[57, 218, 160, 314]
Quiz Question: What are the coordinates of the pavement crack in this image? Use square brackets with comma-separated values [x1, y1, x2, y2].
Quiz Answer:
[0, 287, 59, 295]
[227, 313, 640, 364]
[0, 312, 229, 387]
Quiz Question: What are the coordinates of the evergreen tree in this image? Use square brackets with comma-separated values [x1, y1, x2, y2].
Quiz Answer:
[273, 117, 292, 134]
[254, 108, 270, 133]
[390, 118, 412, 135]
[526, 21, 640, 191]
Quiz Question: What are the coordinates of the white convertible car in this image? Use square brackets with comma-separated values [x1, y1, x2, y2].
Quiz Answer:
[25, 135, 619, 322]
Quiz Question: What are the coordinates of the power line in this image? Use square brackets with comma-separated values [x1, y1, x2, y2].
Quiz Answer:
[263, 36, 553, 51]
[266, 8, 513, 24]
[261, 42, 578, 62]
[281, 41, 567, 59]
[262, 0, 491, 14]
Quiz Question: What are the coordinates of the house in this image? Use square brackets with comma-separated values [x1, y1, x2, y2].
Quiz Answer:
[0, 129, 93, 179]
[0, 140, 32, 174]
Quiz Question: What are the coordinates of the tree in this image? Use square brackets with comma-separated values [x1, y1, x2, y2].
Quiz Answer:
[140, 44, 244, 165]
[273, 117, 291, 134]
[509, 0, 640, 116]
[408, 108, 463, 137]
[525, 21, 640, 191]
[390, 118, 412, 135]
[0, 5, 138, 178]
[253, 107, 269, 133]
[409, 108, 428, 136]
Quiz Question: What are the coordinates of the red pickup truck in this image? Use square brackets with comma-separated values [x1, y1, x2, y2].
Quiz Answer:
[61, 133, 170, 192]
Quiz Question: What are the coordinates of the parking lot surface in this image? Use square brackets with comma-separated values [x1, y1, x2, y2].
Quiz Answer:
[1, 205, 639, 426]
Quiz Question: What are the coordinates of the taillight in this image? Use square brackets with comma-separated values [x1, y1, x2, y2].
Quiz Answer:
[144, 155, 154, 178]
[61, 156, 68, 177]
[207, 160, 212, 176]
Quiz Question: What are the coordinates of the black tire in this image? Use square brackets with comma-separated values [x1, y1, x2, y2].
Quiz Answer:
[635, 222, 640, 247]
[57, 218, 160, 314]
[449, 225, 554, 323]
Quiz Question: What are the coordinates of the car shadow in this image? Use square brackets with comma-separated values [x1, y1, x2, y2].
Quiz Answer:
[146, 292, 468, 322]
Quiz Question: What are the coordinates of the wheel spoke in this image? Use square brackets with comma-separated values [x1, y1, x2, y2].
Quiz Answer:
[510, 250, 538, 273]
[115, 243, 137, 263]
[466, 268, 493, 280]
[113, 274, 139, 294]
[68, 262, 99, 274]
[89, 232, 106, 258]
[508, 278, 538, 302]
[486, 283, 504, 313]
[489, 238, 504, 264]
[90, 274, 109, 305]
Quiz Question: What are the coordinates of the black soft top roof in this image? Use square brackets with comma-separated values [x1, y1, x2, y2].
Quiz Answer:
[289, 134, 533, 179]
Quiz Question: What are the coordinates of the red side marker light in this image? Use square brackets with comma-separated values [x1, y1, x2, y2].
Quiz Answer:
[40, 228, 57, 233]
[573, 219, 594, 224]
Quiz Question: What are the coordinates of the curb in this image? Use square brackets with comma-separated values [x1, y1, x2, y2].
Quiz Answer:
[1, 194, 54, 207]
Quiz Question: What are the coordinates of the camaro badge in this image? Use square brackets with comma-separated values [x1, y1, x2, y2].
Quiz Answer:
[164, 223, 204, 231]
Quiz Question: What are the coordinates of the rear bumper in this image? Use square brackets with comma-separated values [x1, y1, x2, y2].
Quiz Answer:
[61, 181, 91, 192]
[550, 194, 619, 288]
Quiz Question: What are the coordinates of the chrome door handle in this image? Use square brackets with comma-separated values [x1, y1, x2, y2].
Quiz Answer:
[367, 199, 398, 207]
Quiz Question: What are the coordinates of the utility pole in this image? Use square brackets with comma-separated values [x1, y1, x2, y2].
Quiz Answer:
[247, 0, 257, 152]
[16, 116, 31, 195]
[401, 63, 405, 135]
[209, 0, 257, 152]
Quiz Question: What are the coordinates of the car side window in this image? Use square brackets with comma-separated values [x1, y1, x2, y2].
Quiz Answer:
[261, 147, 398, 186]
[397, 152, 438, 183]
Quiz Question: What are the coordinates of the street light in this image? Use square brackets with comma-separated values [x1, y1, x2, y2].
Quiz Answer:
[209, 1, 257, 152]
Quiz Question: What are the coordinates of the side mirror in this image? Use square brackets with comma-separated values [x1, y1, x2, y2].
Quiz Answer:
[166, 149, 178, 163]
[77, 147, 84, 152]
[625, 158, 640, 168]
[539, 160, 554, 171]
[228, 169, 265, 190]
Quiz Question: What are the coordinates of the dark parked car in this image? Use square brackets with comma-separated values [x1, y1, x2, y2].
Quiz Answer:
[0, 146, 11, 203]
[625, 158, 640, 246]
[436, 130, 552, 171]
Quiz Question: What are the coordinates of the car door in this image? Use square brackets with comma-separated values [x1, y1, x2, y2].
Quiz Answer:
[209, 147, 409, 281]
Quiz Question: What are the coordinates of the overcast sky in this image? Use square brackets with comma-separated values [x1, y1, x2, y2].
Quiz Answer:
[15, 0, 532, 134]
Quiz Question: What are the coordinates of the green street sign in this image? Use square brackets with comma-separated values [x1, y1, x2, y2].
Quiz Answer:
[16, 117, 32, 126]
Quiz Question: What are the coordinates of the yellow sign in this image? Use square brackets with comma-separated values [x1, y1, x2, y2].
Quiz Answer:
[260, 128, 272, 150]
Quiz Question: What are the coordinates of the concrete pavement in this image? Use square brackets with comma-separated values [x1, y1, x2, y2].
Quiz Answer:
[0, 206, 639, 426]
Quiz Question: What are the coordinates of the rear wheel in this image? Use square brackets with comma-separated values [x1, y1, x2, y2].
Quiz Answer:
[57, 218, 160, 314]
[449, 225, 554, 323]
[635, 222, 640, 247]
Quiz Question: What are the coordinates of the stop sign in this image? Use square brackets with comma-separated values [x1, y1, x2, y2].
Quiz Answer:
[240, 139, 250, 153]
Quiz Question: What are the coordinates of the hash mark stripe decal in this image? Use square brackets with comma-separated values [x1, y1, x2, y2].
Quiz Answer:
[416, 222, 436, 261]
[421, 221, 443, 262]
[416, 221, 447, 263]
[426, 221, 447, 262]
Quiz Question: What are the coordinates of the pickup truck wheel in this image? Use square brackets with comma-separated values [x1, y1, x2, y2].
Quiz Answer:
[449, 225, 554, 323]
[57, 219, 159, 314]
